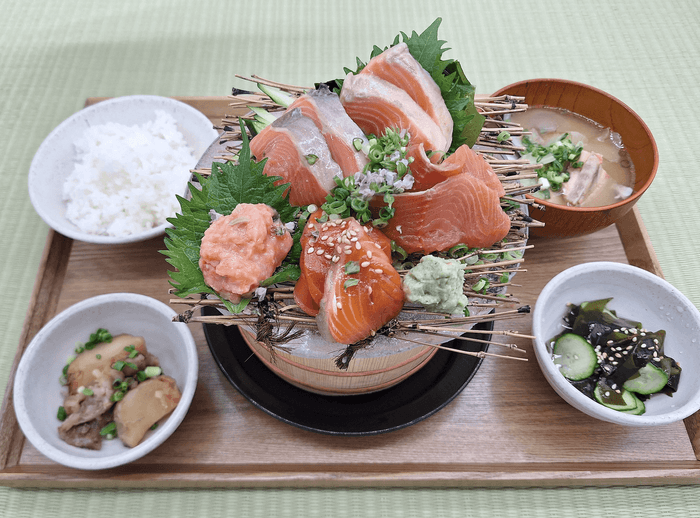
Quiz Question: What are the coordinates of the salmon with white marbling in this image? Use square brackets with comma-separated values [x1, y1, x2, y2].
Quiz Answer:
[288, 85, 369, 177]
[360, 42, 453, 149]
[339, 72, 449, 156]
[249, 108, 342, 207]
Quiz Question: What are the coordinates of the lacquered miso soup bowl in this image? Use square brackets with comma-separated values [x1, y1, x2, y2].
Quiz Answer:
[492, 79, 658, 238]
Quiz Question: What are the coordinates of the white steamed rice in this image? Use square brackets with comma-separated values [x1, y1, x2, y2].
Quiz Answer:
[62, 110, 196, 237]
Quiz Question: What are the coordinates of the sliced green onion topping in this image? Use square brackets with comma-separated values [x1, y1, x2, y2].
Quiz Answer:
[57, 406, 67, 421]
[100, 422, 117, 437]
[344, 261, 360, 275]
[344, 278, 360, 290]
[144, 366, 162, 378]
[305, 154, 318, 165]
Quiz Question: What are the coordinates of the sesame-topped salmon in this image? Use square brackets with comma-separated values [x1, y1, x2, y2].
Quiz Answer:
[360, 42, 453, 149]
[288, 85, 369, 177]
[315, 219, 404, 345]
[294, 210, 393, 317]
[408, 143, 505, 196]
[339, 72, 449, 156]
[249, 108, 342, 207]
[371, 172, 511, 254]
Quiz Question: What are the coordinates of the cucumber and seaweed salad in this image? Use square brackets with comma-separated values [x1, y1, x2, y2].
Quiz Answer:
[548, 298, 681, 415]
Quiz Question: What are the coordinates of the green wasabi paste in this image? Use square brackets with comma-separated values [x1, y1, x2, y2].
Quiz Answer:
[402, 255, 468, 315]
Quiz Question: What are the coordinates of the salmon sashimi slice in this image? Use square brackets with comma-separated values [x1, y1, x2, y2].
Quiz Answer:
[339, 72, 449, 156]
[293, 210, 394, 316]
[408, 143, 505, 196]
[288, 85, 369, 177]
[371, 173, 511, 254]
[292, 270, 320, 317]
[249, 108, 342, 207]
[360, 42, 453, 149]
[315, 219, 404, 345]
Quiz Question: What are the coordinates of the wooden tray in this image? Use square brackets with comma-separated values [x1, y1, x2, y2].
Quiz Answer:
[2, 97, 700, 488]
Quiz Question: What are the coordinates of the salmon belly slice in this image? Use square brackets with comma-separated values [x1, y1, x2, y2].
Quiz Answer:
[360, 42, 453, 149]
[294, 210, 395, 317]
[339, 72, 449, 156]
[288, 85, 369, 177]
[409, 143, 505, 196]
[249, 108, 342, 207]
[372, 173, 511, 254]
[315, 220, 404, 345]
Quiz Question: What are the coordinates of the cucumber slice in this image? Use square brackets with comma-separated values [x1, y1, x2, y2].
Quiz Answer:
[621, 396, 646, 415]
[594, 382, 640, 412]
[552, 333, 597, 381]
[623, 363, 669, 395]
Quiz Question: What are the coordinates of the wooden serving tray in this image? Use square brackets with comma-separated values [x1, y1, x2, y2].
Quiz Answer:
[1, 97, 700, 488]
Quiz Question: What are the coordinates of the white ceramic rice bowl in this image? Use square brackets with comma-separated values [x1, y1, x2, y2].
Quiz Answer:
[28, 95, 219, 244]
[532, 261, 700, 426]
[13, 293, 198, 470]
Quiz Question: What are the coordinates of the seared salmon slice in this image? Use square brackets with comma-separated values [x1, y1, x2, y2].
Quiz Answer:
[288, 85, 369, 177]
[315, 219, 404, 345]
[249, 108, 342, 207]
[360, 42, 453, 149]
[294, 210, 394, 317]
[371, 173, 511, 254]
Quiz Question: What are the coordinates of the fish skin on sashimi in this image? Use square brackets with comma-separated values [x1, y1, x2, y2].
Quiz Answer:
[315, 219, 404, 345]
[339, 72, 449, 156]
[249, 108, 342, 207]
[360, 42, 453, 150]
[372, 172, 511, 254]
[409, 143, 505, 196]
[288, 85, 369, 177]
[294, 210, 394, 317]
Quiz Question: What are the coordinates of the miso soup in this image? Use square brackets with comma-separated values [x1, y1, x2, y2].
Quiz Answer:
[510, 107, 636, 207]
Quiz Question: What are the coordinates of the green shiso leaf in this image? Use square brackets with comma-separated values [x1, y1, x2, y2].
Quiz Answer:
[331, 17, 484, 151]
[161, 122, 301, 313]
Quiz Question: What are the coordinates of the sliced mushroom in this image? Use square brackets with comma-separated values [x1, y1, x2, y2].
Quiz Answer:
[66, 334, 147, 394]
[113, 375, 181, 447]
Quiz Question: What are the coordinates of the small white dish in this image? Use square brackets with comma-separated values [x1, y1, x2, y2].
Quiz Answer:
[533, 261, 700, 426]
[13, 293, 198, 470]
[28, 95, 219, 245]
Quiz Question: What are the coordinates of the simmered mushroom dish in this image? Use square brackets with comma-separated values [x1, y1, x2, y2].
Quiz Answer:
[57, 329, 181, 450]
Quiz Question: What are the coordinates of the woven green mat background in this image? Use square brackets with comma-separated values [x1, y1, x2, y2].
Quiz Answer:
[2, 0, 700, 515]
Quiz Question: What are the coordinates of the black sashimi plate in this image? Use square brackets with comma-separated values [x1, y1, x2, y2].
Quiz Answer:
[203, 306, 492, 436]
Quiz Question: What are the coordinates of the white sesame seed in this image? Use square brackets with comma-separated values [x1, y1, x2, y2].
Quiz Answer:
[332, 256, 340, 263]
[320, 235, 328, 241]
[612, 361, 618, 365]
[607, 340, 613, 345]
[307, 247, 314, 254]
[615, 353, 622, 358]
[355, 242, 361, 250]
[361, 261, 370, 268]
[367, 250, 373, 259]
[308, 224, 315, 230]
[324, 254, 332, 260]
[351, 237, 358, 242]
[316, 249, 324, 255]
[344, 249, 352, 255]
[632, 337, 637, 342]
[374, 268, 383, 274]
[622, 350, 629, 355]
[336, 301, 342, 309]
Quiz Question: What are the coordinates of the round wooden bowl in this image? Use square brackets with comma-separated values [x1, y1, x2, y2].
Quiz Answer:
[492, 79, 658, 238]
[239, 328, 439, 396]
